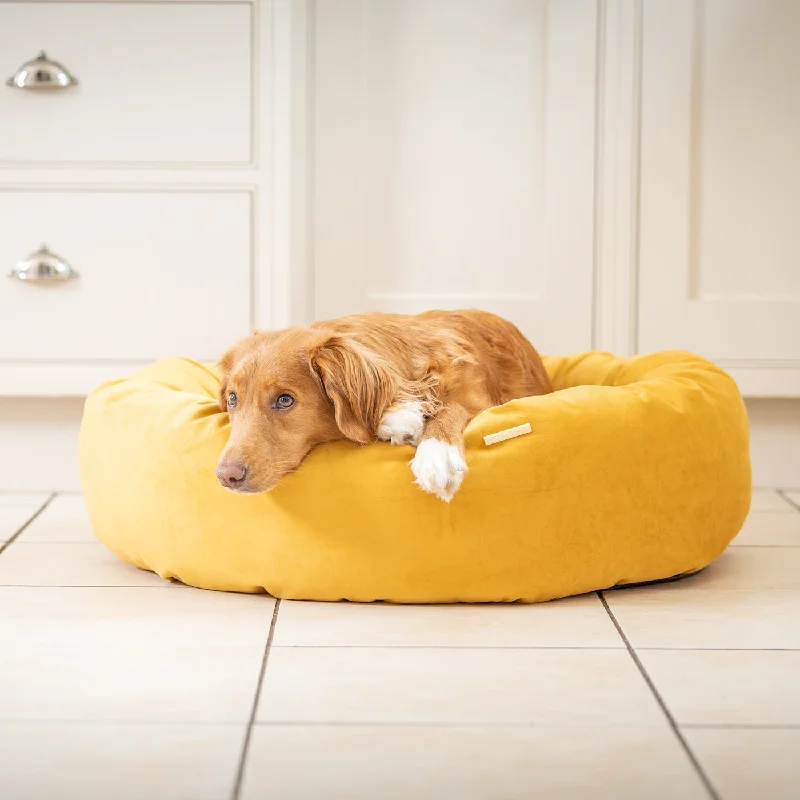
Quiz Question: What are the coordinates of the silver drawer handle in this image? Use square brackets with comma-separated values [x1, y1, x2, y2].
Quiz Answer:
[6, 51, 78, 89]
[9, 245, 80, 283]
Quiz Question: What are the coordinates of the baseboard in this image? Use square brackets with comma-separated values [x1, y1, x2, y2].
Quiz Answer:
[1, 397, 799, 492]
[0, 398, 85, 492]
[744, 398, 800, 488]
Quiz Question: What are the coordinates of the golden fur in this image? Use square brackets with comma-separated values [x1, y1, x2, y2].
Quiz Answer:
[216, 310, 552, 499]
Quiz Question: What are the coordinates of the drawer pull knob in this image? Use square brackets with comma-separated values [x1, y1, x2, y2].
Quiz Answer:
[9, 245, 80, 283]
[6, 51, 78, 89]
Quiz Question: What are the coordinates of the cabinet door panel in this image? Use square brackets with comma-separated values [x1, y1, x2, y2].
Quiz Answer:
[312, 0, 597, 354]
[639, 0, 800, 392]
[0, 191, 252, 362]
[0, 2, 251, 164]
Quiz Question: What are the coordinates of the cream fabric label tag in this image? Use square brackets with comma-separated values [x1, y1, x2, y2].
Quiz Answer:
[483, 422, 532, 446]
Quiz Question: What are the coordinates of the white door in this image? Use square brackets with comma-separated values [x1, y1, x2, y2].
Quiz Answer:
[639, 0, 800, 395]
[310, 0, 597, 355]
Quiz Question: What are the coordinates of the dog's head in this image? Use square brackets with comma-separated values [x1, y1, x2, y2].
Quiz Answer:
[215, 327, 395, 493]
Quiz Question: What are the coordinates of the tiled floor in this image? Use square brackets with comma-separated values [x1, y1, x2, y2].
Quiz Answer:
[0, 489, 798, 799]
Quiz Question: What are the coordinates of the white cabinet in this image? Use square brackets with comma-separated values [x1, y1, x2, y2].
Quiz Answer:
[638, 0, 800, 395]
[1, 191, 252, 362]
[0, 2, 252, 165]
[1, 0, 799, 399]
[0, 0, 266, 396]
[310, 0, 598, 355]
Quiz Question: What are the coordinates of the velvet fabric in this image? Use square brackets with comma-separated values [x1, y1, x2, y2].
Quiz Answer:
[79, 351, 751, 602]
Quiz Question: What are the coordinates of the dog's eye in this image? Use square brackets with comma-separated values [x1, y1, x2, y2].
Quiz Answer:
[276, 393, 295, 409]
[227, 391, 238, 409]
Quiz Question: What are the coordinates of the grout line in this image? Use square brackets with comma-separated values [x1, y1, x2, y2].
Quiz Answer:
[598, 592, 721, 800]
[718, 544, 800, 548]
[231, 598, 281, 800]
[0, 491, 60, 495]
[682, 723, 800, 730]
[777, 489, 800, 512]
[1, 718, 799, 730]
[728, 542, 800, 548]
[634, 647, 800, 652]
[745, 512, 799, 516]
[0, 718, 249, 727]
[267, 644, 800, 651]
[0, 584, 265, 592]
[0, 494, 56, 558]
[249, 720, 800, 730]
[268, 644, 627, 650]
[0, 584, 190, 589]
[4, 542, 123, 546]
[251, 720, 680, 728]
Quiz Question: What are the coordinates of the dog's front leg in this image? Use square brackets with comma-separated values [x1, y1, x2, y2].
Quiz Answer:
[409, 403, 471, 502]
[377, 400, 425, 446]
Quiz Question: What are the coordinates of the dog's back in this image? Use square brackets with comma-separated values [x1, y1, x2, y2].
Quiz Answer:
[417, 309, 552, 400]
[313, 309, 552, 406]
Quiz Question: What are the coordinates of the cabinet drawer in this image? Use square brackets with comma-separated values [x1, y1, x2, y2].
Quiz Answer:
[1, 190, 252, 362]
[0, 3, 252, 164]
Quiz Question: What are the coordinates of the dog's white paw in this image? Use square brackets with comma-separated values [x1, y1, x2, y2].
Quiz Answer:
[378, 401, 424, 446]
[409, 438, 467, 502]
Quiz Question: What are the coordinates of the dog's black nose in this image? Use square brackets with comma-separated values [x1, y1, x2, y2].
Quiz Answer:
[217, 462, 248, 489]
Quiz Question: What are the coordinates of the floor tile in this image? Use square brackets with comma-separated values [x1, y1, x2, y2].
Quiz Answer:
[0, 587, 273, 722]
[0, 721, 244, 800]
[274, 594, 623, 648]
[0, 586, 275, 646]
[0, 494, 50, 543]
[242, 724, 707, 800]
[750, 489, 795, 512]
[674, 547, 800, 590]
[258, 647, 663, 725]
[0, 542, 174, 587]
[685, 727, 800, 800]
[606, 587, 800, 649]
[16, 494, 97, 542]
[731, 512, 800, 546]
[638, 650, 800, 726]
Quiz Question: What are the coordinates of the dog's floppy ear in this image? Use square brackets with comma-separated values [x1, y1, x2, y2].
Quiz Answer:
[308, 333, 396, 444]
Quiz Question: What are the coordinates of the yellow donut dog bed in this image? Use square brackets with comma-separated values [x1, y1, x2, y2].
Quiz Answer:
[79, 351, 751, 603]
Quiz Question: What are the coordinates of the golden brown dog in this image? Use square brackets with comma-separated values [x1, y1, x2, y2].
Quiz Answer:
[216, 310, 552, 501]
